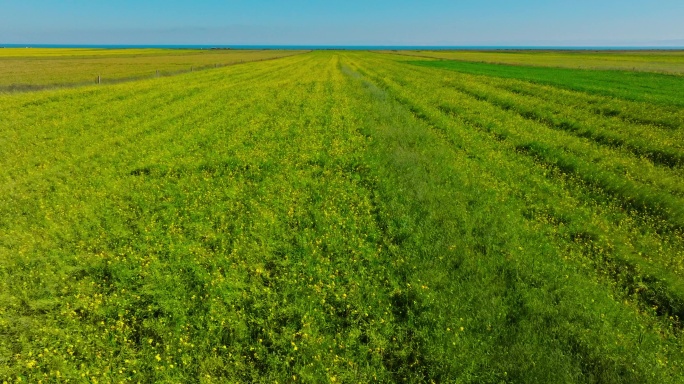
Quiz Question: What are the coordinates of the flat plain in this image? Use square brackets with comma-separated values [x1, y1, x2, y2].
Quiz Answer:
[390, 49, 684, 74]
[1, 50, 684, 383]
[0, 48, 307, 90]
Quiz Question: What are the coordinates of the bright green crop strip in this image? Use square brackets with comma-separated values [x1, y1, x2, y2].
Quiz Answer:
[2, 51, 684, 382]
[410, 59, 684, 107]
[392, 50, 684, 74]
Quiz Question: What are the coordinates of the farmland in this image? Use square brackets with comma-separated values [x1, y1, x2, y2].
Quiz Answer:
[390, 50, 684, 74]
[0, 48, 307, 90]
[1, 50, 684, 382]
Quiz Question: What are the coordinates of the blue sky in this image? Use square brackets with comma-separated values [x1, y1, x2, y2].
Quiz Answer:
[1, 0, 683, 46]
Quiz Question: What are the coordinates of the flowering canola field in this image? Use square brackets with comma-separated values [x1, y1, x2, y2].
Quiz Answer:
[1, 51, 684, 382]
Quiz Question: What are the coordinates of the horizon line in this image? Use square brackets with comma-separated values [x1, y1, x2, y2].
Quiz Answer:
[2, 43, 684, 51]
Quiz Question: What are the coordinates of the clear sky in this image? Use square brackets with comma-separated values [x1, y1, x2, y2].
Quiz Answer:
[1, 0, 683, 46]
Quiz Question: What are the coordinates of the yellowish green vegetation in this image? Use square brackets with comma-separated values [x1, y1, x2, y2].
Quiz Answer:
[391, 50, 684, 74]
[0, 48, 206, 58]
[0, 48, 307, 90]
[1, 50, 684, 382]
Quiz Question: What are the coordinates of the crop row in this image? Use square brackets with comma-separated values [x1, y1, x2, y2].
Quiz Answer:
[361, 56, 684, 229]
[437, 76, 684, 168]
[346, 53, 684, 326]
[342, 53, 684, 381]
[464, 73, 684, 131]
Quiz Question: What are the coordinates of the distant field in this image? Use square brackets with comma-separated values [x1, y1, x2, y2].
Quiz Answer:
[2, 50, 684, 382]
[0, 49, 307, 89]
[0, 48, 206, 58]
[390, 50, 684, 74]
[409, 59, 684, 107]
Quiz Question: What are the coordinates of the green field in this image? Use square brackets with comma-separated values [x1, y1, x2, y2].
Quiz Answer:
[0, 48, 307, 90]
[1, 50, 684, 382]
[390, 50, 684, 74]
